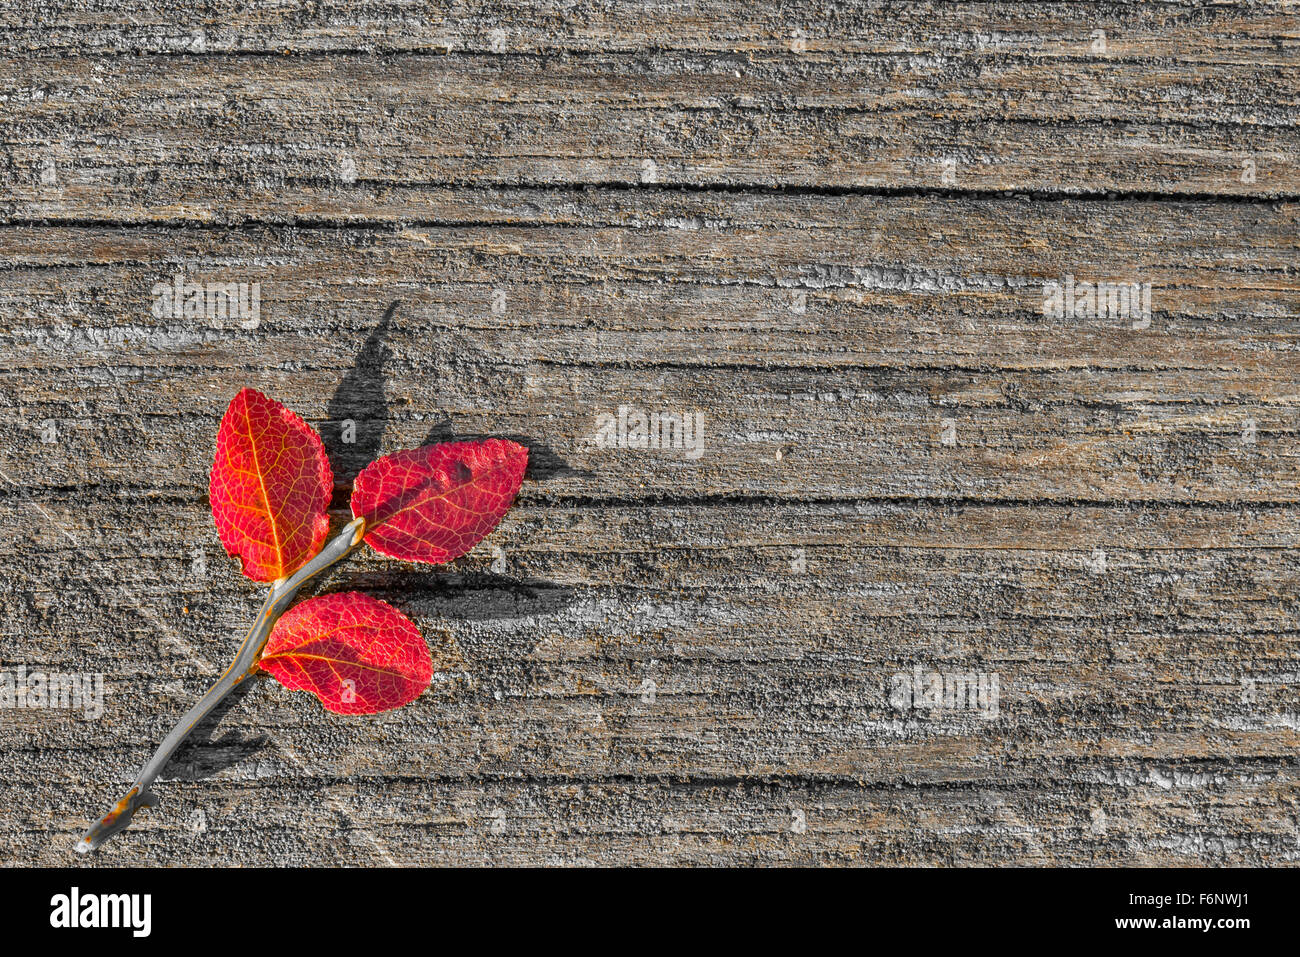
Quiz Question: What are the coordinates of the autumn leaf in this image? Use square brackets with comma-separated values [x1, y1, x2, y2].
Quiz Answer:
[350, 438, 528, 564]
[259, 592, 432, 715]
[209, 388, 333, 582]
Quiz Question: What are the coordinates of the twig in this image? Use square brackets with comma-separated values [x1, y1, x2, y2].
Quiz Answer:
[76, 517, 367, 854]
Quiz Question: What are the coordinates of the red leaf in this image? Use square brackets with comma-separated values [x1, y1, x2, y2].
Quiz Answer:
[350, 439, 527, 564]
[209, 388, 333, 582]
[259, 592, 432, 715]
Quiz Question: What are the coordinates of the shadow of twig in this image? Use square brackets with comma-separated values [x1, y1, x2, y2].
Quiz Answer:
[169, 679, 269, 781]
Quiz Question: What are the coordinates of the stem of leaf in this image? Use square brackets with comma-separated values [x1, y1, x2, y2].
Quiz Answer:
[76, 516, 367, 854]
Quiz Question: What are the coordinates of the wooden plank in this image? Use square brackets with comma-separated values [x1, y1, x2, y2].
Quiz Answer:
[1, 198, 1295, 503]
[4, 494, 1298, 863]
[1, 8, 1296, 210]
[1, 0, 1293, 61]
[12, 770, 1300, 866]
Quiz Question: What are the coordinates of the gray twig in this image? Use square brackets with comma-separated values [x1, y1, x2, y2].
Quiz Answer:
[76, 517, 367, 854]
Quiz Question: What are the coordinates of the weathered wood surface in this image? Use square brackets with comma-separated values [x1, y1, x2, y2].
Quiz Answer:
[3, 9, 1299, 209]
[1, 1, 1297, 866]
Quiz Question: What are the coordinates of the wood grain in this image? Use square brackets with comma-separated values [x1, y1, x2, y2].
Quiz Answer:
[0, 1, 1297, 866]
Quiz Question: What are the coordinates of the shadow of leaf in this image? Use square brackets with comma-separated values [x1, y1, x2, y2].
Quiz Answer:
[419, 420, 592, 482]
[330, 570, 577, 622]
[325, 300, 396, 487]
[321, 571, 577, 681]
